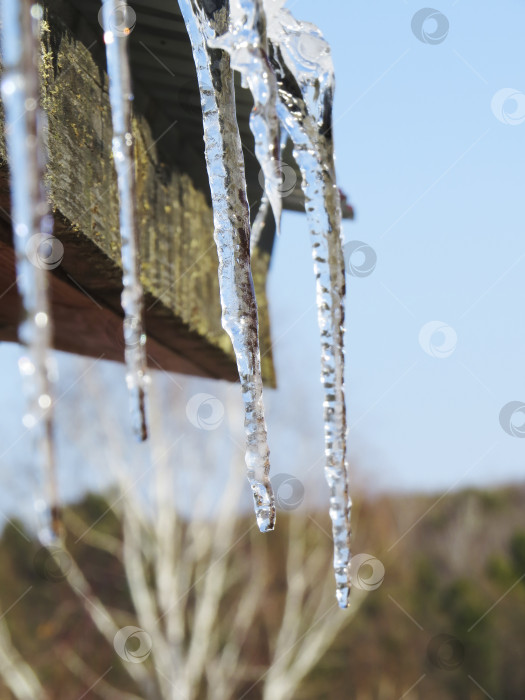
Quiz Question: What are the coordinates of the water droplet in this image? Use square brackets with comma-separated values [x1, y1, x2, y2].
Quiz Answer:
[23, 413, 37, 429]
[38, 394, 52, 409]
[35, 311, 48, 328]
[19, 356, 35, 375]
[30, 4, 43, 20]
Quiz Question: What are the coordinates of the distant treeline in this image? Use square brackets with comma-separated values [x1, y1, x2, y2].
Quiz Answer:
[0, 484, 524, 699]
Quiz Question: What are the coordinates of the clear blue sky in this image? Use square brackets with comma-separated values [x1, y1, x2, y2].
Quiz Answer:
[266, 0, 525, 493]
[1, 0, 524, 529]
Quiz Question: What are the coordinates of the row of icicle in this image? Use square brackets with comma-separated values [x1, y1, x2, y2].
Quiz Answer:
[0, 0, 352, 607]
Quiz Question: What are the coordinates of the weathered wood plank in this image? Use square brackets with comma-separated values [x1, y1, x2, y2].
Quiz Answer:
[0, 13, 275, 385]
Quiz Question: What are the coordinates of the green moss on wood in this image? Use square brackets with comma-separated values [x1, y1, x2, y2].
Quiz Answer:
[0, 16, 275, 385]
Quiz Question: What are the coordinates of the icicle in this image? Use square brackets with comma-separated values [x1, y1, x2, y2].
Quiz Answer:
[101, 0, 149, 441]
[209, 0, 282, 231]
[250, 193, 269, 253]
[266, 5, 352, 607]
[0, 0, 60, 544]
[178, 0, 275, 532]
[251, 130, 289, 253]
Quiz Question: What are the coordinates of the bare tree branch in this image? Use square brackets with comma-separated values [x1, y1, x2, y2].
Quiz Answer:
[0, 616, 48, 700]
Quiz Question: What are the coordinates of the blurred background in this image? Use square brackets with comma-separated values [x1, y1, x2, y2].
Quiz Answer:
[0, 0, 524, 698]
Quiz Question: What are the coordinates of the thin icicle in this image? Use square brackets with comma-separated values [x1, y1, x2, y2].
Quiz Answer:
[102, 0, 149, 441]
[251, 130, 289, 253]
[250, 193, 269, 253]
[209, 0, 282, 231]
[178, 0, 275, 532]
[0, 0, 60, 544]
[266, 5, 351, 607]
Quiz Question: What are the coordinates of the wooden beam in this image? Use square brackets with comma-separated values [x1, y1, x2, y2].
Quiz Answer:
[0, 13, 276, 385]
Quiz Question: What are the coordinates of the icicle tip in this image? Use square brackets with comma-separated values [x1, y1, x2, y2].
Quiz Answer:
[254, 490, 276, 532]
[336, 587, 350, 610]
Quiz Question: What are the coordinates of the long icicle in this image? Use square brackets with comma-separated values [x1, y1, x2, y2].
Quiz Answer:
[266, 7, 351, 607]
[178, 0, 275, 532]
[102, 0, 149, 441]
[0, 0, 60, 543]
[208, 0, 282, 231]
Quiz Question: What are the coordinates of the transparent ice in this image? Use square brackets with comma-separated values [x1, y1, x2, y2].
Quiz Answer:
[0, 0, 351, 602]
[250, 192, 269, 253]
[265, 3, 352, 607]
[0, 0, 60, 544]
[209, 0, 282, 231]
[102, 0, 149, 441]
[178, 0, 275, 532]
